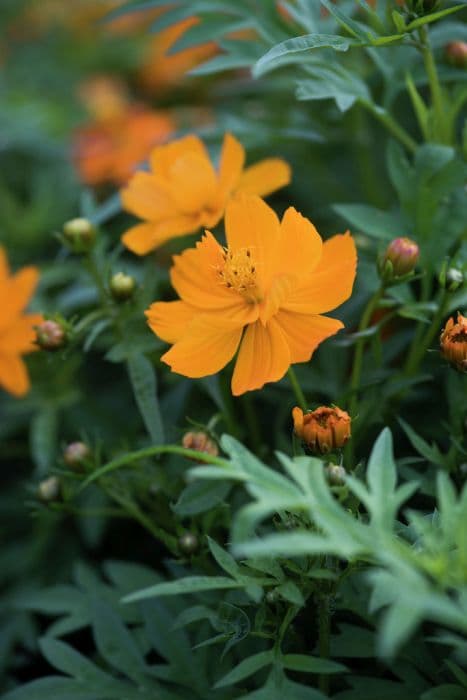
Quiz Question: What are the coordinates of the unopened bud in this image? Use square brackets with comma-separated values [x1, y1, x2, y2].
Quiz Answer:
[440, 313, 467, 373]
[446, 268, 464, 292]
[35, 319, 67, 351]
[325, 463, 347, 486]
[110, 272, 136, 301]
[178, 532, 199, 554]
[445, 41, 467, 68]
[182, 431, 219, 461]
[62, 217, 96, 252]
[63, 441, 91, 470]
[37, 476, 61, 502]
[380, 237, 419, 280]
[293, 406, 351, 455]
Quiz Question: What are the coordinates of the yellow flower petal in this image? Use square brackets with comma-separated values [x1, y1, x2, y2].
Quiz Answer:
[217, 132, 245, 199]
[162, 315, 242, 378]
[231, 318, 290, 395]
[0, 353, 30, 397]
[169, 151, 218, 214]
[1, 314, 44, 353]
[276, 310, 343, 363]
[235, 158, 291, 198]
[275, 206, 323, 278]
[121, 216, 199, 255]
[145, 300, 197, 344]
[121, 171, 176, 221]
[283, 233, 357, 314]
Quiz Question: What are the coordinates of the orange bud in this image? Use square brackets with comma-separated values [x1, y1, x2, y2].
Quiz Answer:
[35, 319, 67, 351]
[292, 406, 351, 455]
[383, 237, 419, 277]
[445, 41, 467, 69]
[182, 431, 219, 460]
[440, 313, 467, 372]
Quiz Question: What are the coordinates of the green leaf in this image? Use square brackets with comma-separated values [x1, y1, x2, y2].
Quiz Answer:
[296, 63, 370, 112]
[281, 653, 347, 674]
[38, 637, 113, 683]
[405, 73, 430, 140]
[333, 203, 404, 239]
[214, 650, 273, 688]
[169, 16, 250, 53]
[0, 677, 100, 700]
[276, 581, 305, 606]
[422, 686, 467, 700]
[254, 34, 355, 77]
[398, 418, 445, 467]
[127, 354, 164, 445]
[30, 407, 58, 476]
[366, 428, 397, 517]
[320, 0, 373, 40]
[207, 536, 241, 578]
[172, 480, 230, 516]
[122, 576, 244, 604]
[405, 4, 467, 32]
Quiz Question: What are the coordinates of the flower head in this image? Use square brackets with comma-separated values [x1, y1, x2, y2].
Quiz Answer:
[381, 237, 419, 279]
[146, 195, 357, 395]
[440, 313, 467, 372]
[121, 133, 291, 255]
[0, 247, 43, 397]
[292, 405, 351, 454]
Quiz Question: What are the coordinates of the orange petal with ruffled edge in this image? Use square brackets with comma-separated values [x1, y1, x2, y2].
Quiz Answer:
[161, 315, 243, 378]
[122, 216, 199, 255]
[225, 195, 281, 294]
[276, 207, 323, 278]
[231, 317, 290, 395]
[283, 233, 357, 315]
[235, 158, 291, 198]
[145, 300, 197, 344]
[150, 134, 210, 180]
[1, 314, 44, 354]
[0, 353, 30, 397]
[276, 310, 343, 363]
[121, 172, 177, 221]
[1, 267, 39, 332]
[217, 133, 245, 200]
[169, 152, 218, 214]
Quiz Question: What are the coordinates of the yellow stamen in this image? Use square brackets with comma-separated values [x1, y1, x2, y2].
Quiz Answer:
[217, 247, 262, 303]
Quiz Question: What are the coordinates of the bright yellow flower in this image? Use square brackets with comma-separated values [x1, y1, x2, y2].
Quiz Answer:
[121, 133, 291, 255]
[146, 195, 357, 395]
[0, 248, 43, 397]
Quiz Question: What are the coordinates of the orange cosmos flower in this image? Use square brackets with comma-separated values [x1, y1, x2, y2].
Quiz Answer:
[121, 133, 291, 255]
[145, 195, 357, 395]
[292, 405, 351, 454]
[440, 313, 467, 372]
[0, 248, 43, 397]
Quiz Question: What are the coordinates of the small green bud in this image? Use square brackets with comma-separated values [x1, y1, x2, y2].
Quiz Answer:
[446, 268, 464, 292]
[63, 441, 91, 471]
[110, 272, 136, 301]
[63, 218, 96, 253]
[37, 476, 61, 502]
[324, 463, 346, 486]
[178, 532, 199, 555]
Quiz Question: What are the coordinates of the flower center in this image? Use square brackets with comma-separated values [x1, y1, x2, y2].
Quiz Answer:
[217, 247, 262, 303]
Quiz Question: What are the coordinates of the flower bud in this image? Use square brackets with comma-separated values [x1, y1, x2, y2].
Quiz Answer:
[292, 406, 351, 455]
[182, 431, 219, 461]
[63, 441, 91, 470]
[178, 532, 199, 554]
[445, 41, 467, 68]
[445, 268, 464, 292]
[110, 272, 136, 301]
[440, 313, 467, 372]
[62, 217, 96, 253]
[35, 319, 67, 351]
[37, 476, 61, 502]
[381, 237, 419, 280]
[325, 463, 347, 486]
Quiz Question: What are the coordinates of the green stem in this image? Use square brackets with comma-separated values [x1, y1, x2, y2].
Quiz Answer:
[85, 254, 109, 305]
[361, 100, 417, 154]
[419, 26, 447, 143]
[318, 595, 331, 696]
[79, 444, 230, 493]
[288, 367, 308, 411]
[404, 290, 449, 376]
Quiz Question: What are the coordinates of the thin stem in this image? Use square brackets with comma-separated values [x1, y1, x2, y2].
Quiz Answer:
[404, 290, 449, 376]
[361, 100, 417, 154]
[419, 26, 447, 143]
[79, 444, 230, 493]
[318, 595, 331, 696]
[288, 367, 308, 411]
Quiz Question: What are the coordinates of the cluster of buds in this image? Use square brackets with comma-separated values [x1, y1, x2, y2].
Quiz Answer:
[445, 41, 467, 69]
[35, 317, 69, 352]
[378, 237, 419, 283]
[292, 406, 351, 455]
[110, 272, 136, 301]
[440, 313, 467, 373]
[62, 217, 96, 253]
[182, 431, 219, 461]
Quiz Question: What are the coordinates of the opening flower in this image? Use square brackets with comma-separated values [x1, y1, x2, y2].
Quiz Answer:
[145, 195, 357, 395]
[121, 133, 291, 255]
[440, 313, 467, 372]
[0, 247, 43, 397]
[292, 406, 351, 454]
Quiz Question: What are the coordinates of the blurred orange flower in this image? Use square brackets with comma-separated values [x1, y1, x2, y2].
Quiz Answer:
[121, 133, 291, 254]
[440, 313, 467, 372]
[73, 80, 175, 187]
[0, 248, 43, 397]
[146, 195, 357, 395]
[139, 17, 218, 93]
